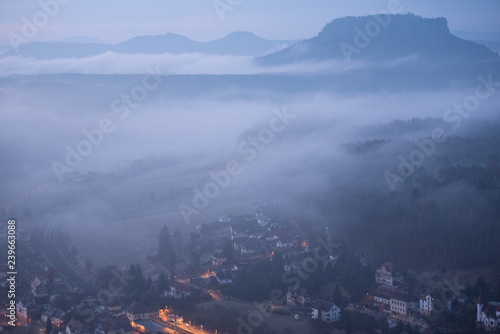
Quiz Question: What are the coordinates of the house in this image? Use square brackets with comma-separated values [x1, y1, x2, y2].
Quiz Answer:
[166, 283, 192, 299]
[240, 238, 261, 254]
[125, 302, 155, 322]
[374, 285, 398, 307]
[34, 295, 50, 308]
[211, 250, 227, 267]
[77, 297, 101, 315]
[166, 314, 183, 324]
[100, 298, 122, 313]
[286, 286, 310, 307]
[41, 307, 66, 327]
[16, 298, 38, 323]
[95, 315, 133, 334]
[31, 276, 48, 297]
[219, 216, 231, 223]
[477, 297, 500, 329]
[284, 261, 301, 273]
[418, 294, 451, 315]
[256, 212, 270, 227]
[375, 262, 403, 286]
[230, 226, 249, 240]
[276, 235, 294, 248]
[390, 296, 418, 316]
[31, 270, 62, 298]
[216, 270, 233, 284]
[66, 318, 91, 334]
[272, 227, 287, 240]
[458, 294, 469, 304]
[311, 300, 341, 323]
[36, 270, 63, 285]
[145, 269, 163, 291]
[51, 308, 66, 328]
[41, 307, 56, 323]
[374, 285, 418, 316]
[419, 295, 433, 314]
[233, 236, 247, 251]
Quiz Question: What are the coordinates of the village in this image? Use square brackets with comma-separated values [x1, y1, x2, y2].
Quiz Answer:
[1, 206, 499, 334]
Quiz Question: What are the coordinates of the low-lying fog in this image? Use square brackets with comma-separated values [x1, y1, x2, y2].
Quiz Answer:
[1, 53, 499, 270]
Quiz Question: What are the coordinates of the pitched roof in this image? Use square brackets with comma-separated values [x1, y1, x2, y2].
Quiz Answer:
[288, 286, 309, 296]
[114, 316, 133, 331]
[212, 250, 228, 258]
[482, 303, 500, 317]
[52, 309, 65, 319]
[375, 285, 415, 302]
[233, 236, 247, 245]
[97, 315, 133, 334]
[312, 300, 337, 313]
[244, 238, 261, 249]
[17, 295, 35, 306]
[67, 319, 84, 332]
[173, 282, 192, 292]
[231, 226, 248, 234]
[278, 235, 294, 244]
[126, 302, 152, 315]
[36, 270, 61, 282]
[111, 298, 122, 307]
[42, 307, 57, 317]
[273, 227, 288, 237]
[378, 262, 394, 273]
[34, 295, 50, 306]
[216, 270, 233, 280]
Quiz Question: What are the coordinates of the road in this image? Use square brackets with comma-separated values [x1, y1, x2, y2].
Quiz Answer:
[40, 220, 97, 294]
[39, 208, 142, 295]
[39, 208, 222, 333]
[151, 317, 213, 334]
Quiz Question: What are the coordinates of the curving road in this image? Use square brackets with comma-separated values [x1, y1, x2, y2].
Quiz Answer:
[39, 207, 149, 295]
[40, 220, 98, 294]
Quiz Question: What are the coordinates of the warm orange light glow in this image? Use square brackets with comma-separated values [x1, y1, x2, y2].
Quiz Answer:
[130, 321, 146, 332]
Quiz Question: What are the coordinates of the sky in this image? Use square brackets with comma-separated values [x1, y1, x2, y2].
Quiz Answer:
[0, 0, 499, 45]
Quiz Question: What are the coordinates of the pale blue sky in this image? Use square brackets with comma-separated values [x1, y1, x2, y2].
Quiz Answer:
[1, 0, 499, 44]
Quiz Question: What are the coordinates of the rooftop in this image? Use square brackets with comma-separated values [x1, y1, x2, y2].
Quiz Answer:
[312, 299, 337, 313]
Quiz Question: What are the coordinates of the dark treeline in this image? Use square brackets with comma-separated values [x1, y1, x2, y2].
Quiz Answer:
[222, 246, 373, 304]
[314, 131, 500, 271]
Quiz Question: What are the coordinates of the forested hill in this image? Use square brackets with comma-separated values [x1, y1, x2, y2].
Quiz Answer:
[296, 118, 500, 270]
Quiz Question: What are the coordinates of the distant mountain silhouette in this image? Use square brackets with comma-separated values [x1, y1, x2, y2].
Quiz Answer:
[1, 32, 295, 59]
[259, 14, 499, 65]
[201, 32, 292, 56]
[58, 36, 105, 44]
[113, 33, 199, 54]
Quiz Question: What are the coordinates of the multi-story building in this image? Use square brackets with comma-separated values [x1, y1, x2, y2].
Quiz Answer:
[311, 300, 341, 323]
[374, 285, 418, 316]
[419, 294, 433, 314]
[375, 262, 403, 286]
[286, 286, 310, 307]
[477, 297, 500, 329]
